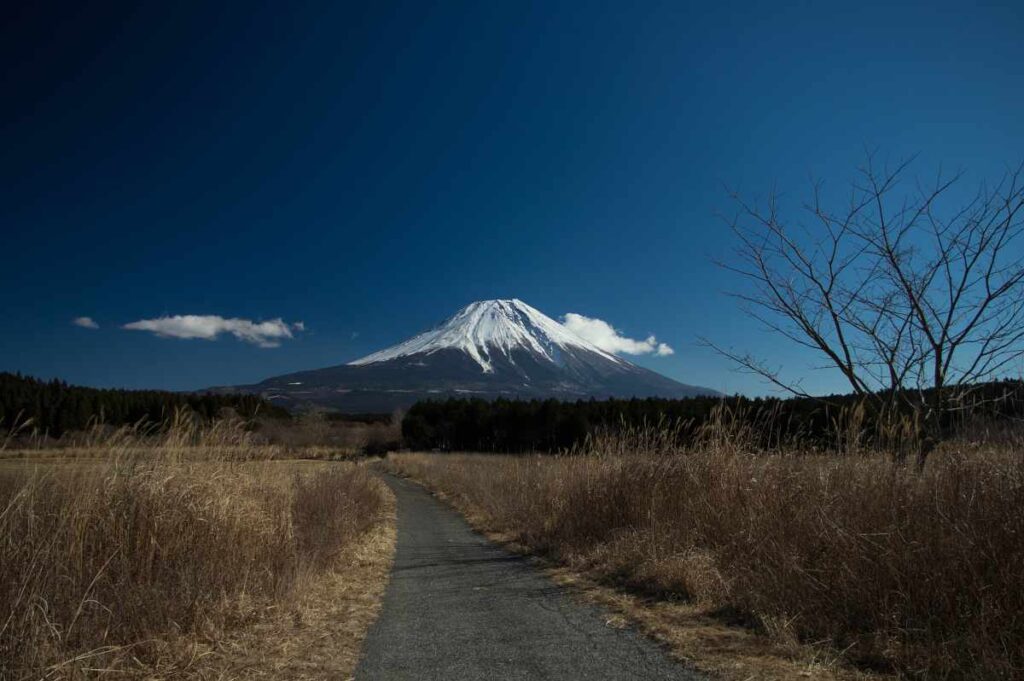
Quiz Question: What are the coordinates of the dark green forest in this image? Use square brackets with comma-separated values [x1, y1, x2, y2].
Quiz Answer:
[6, 370, 1024, 449]
[0, 372, 288, 437]
[402, 381, 1024, 452]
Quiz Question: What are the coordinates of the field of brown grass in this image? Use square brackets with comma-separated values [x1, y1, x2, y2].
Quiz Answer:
[1, 407, 403, 461]
[0, 418, 394, 680]
[387, 434, 1024, 679]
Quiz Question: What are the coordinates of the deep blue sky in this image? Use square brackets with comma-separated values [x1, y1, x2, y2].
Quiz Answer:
[2, 1, 1022, 394]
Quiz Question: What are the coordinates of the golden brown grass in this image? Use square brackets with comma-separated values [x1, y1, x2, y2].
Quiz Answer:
[388, 436, 1024, 680]
[1, 407, 401, 461]
[177, 482, 398, 680]
[0, 417, 392, 679]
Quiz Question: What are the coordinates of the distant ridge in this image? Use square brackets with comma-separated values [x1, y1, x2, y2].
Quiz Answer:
[216, 299, 719, 412]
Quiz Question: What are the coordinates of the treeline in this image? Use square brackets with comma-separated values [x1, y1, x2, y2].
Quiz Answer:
[402, 380, 1024, 452]
[0, 372, 288, 437]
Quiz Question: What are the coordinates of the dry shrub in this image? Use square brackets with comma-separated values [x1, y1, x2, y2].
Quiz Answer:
[254, 411, 403, 456]
[0, 420, 387, 679]
[388, 438, 1024, 679]
[292, 467, 385, 569]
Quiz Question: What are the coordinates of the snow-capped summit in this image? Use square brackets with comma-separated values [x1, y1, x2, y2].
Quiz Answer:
[219, 299, 719, 412]
[350, 299, 622, 372]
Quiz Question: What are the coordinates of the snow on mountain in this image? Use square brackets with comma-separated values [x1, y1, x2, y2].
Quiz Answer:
[349, 299, 623, 372]
[213, 299, 719, 412]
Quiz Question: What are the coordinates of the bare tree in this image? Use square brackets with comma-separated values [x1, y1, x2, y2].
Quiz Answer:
[706, 156, 1024, 452]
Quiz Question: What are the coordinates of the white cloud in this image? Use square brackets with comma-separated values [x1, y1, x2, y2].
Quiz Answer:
[123, 315, 301, 348]
[562, 313, 675, 357]
[72, 316, 99, 329]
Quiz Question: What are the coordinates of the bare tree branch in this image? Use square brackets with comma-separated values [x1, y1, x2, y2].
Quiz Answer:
[710, 156, 1024, 440]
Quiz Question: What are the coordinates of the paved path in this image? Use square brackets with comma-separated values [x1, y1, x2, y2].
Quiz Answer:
[356, 473, 702, 680]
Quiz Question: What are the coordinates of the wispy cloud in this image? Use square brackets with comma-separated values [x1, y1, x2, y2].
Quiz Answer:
[562, 313, 674, 357]
[123, 315, 301, 348]
[72, 316, 99, 329]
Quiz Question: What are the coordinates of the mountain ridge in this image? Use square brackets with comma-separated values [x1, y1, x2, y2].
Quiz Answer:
[214, 299, 719, 412]
[350, 299, 624, 371]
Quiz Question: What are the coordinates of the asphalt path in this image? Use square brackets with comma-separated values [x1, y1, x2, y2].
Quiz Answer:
[355, 473, 703, 680]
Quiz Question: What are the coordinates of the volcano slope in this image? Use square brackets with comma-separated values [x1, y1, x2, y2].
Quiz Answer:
[218, 299, 717, 412]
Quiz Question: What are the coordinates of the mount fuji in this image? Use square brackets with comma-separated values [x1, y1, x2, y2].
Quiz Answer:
[219, 299, 719, 412]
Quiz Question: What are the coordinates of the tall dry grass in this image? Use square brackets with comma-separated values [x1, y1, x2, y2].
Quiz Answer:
[0, 415, 387, 679]
[388, 428, 1024, 679]
[2, 408, 286, 460]
[3, 408, 405, 460]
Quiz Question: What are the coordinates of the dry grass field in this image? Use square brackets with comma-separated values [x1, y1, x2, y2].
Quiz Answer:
[388, 427, 1024, 680]
[0, 417, 394, 680]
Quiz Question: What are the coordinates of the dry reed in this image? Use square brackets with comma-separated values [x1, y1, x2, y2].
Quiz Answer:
[0, 414, 388, 679]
